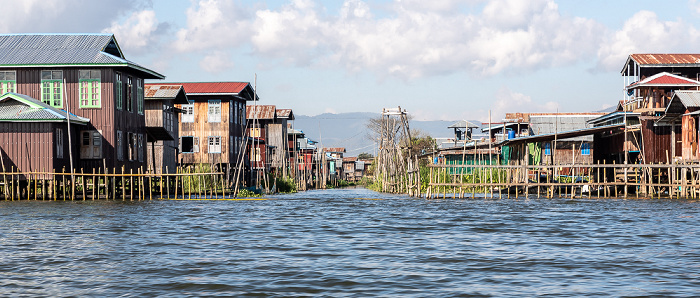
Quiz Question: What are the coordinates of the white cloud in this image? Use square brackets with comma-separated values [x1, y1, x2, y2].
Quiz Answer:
[488, 86, 558, 121]
[597, 10, 700, 71]
[199, 51, 235, 73]
[103, 10, 166, 55]
[0, 0, 145, 33]
[174, 0, 253, 53]
[172, 0, 605, 78]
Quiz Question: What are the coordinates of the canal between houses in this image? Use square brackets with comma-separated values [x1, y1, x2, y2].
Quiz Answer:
[1, 187, 699, 297]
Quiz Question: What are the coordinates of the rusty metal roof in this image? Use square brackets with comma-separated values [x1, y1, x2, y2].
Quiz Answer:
[144, 84, 189, 104]
[247, 105, 276, 120]
[276, 109, 294, 120]
[622, 54, 700, 74]
[631, 54, 700, 65]
[324, 147, 346, 153]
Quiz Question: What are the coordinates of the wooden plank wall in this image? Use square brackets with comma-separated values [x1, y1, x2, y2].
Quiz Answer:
[0, 123, 54, 173]
[178, 95, 233, 165]
[14, 67, 147, 172]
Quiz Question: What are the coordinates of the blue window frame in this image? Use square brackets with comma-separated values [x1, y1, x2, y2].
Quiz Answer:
[544, 143, 551, 156]
[581, 143, 590, 155]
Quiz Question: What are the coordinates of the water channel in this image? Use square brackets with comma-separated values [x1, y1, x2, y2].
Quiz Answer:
[1, 187, 699, 296]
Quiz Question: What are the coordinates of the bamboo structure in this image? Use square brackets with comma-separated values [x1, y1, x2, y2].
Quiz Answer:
[419, 162, 700, 199]
[374, 107, 420, 195]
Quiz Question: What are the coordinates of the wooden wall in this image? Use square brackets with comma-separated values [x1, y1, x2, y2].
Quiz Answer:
[177, 95, 246, 166]
[13, 67, 147, 172]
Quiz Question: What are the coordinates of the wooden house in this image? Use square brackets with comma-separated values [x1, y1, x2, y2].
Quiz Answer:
[246, 105, 277, 171]
[324, 147, 346, 178]
[0, 33, 165, 173]
[0, 93, 89, 175]
[246, 105, 295, 176]
[619, 54, 700, 164]
[149, 82, 257, 173]
[273, 109, 293, 173]
[658, 91, 700, 161]
[144, 84, 188, 174]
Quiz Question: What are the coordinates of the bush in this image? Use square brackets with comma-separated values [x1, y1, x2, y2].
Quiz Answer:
[275, 177, 297, 193]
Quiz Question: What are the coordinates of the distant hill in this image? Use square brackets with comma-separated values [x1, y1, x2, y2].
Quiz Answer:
[292, 112, 477, 156]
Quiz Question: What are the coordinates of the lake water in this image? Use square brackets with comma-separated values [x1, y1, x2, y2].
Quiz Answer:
[1, 187, 699, 297]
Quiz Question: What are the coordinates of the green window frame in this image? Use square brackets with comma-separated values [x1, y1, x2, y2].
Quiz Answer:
[137, 78, 144, 115]
[0, 71, 16, 94]
[41, 70, 63, 108]
[115, 72, 123, 110]
[79, 70, 101, 108]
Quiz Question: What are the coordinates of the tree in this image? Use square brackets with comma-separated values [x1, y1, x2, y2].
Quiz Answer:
[358, 152, 374, 159]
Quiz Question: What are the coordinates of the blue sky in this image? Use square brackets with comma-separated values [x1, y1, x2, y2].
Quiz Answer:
[3, 0, 700, 121]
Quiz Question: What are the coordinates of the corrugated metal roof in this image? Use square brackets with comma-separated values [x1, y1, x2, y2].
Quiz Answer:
[247, 105, 276, 120]
[673, 90, 700, 108]
[448, 120, 479, 129]
[276, 109, 294, 119]
[630, 54, 700, 66]
[324, 147, 346, 153]
[528, 114, 602, 141]
[157, 82, 249, 94]
[626, 72, 700, 89]
[343, 157, 358, 162]
[0, 34, 163, 79]
[0, 92, 89, 124]
[144, 84, 189, 104]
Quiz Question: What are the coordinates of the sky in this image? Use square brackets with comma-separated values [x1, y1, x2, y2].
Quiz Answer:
[3, 0, 700, 122]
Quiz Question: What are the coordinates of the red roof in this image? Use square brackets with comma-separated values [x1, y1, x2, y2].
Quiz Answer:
[146, 82, 250, 94]
[627, 72, 700, 89]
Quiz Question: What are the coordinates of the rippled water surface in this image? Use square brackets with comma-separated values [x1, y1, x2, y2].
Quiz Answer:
[2, 187, 700, 297]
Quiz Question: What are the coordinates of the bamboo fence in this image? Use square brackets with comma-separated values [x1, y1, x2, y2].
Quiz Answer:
[420, 162, 700, 199]
[0, 166, 235, 201]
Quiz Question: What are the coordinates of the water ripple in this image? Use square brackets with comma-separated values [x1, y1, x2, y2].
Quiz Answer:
[1, 188, 700, 296]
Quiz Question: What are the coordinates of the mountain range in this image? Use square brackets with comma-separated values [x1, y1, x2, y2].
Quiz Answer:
[291, 112, 473, 157]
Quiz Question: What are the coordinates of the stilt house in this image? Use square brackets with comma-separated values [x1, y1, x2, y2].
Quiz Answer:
[144, 84, 188, 174]
[0, 33, 165, 173]
[148, 82, 256, 173]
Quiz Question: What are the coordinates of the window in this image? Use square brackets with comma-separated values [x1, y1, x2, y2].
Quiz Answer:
[138, 134, 144, 162]
[56, 128, 64, 159]
[208, 100, 221, 122]
[115, 73, 122, 110]
[79, 70, 101, 108]
[251, 147, 261, 162]
[41, 70, 63, 108]
[230, 101, 234, 123]
[126, 77, 133, 112]
[250, 127, 261, 138]
[182, 100, 194, 123]
[117, 130, 123, 161]
[180, 136, 199, 153]
[581, 143, 591, 155]
[0, 71, 16, 94]
[164, 106, 173, 132]
[209, 136, 221, 153]
[240, 105, 245, 125]
[544, 143, 551, 156]
[127, 132, 138, 161]
[137, 79, 144, 115]
[80, 130, 102, 159]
